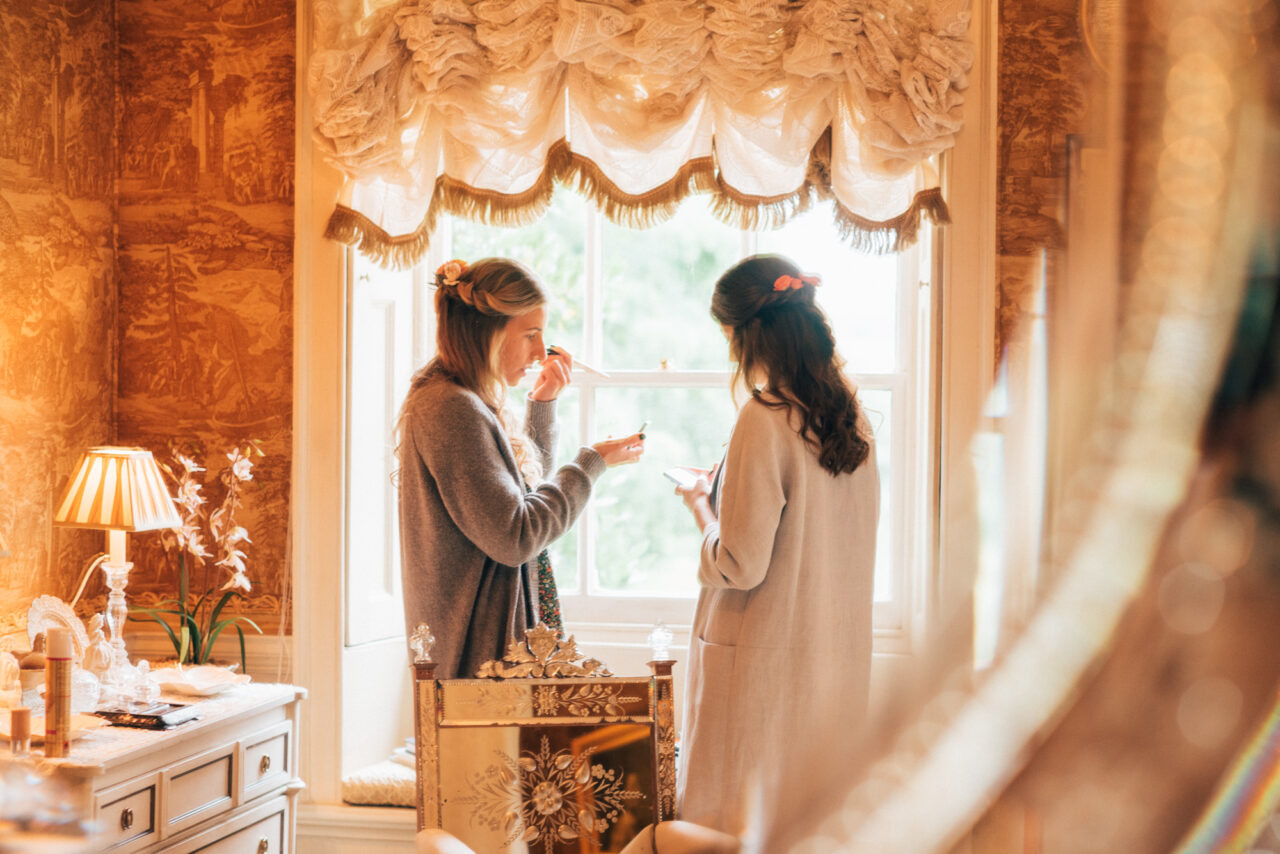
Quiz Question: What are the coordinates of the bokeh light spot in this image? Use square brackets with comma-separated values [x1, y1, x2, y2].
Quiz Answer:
[1177, 677, 1243, 748]
[1157, 561, 1225, 634]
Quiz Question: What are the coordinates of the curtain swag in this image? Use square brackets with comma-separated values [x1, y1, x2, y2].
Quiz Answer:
[310, 0, 972, 269]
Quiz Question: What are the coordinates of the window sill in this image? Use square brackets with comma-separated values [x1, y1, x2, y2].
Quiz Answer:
[297, 802, 416, 853]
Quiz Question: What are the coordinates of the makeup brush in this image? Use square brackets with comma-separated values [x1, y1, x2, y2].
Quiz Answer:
[546, 345, 610, 378]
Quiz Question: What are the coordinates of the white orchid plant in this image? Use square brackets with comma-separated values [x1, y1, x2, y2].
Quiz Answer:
[132, 442, 264, 669]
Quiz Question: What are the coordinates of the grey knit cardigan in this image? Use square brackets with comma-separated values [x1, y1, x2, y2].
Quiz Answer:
[398, 366, 605, 679]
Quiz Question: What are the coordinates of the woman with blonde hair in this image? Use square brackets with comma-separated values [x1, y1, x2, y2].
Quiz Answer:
[398, 257, 644, 679]
[674, 254, 879, 852]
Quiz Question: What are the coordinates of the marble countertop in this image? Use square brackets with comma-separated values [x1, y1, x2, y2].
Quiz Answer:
[10, 683, 302, 775]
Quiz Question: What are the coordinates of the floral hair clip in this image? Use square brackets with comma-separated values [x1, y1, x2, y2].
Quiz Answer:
[436, 259, 467, 287]
[773, 273, 821, 291]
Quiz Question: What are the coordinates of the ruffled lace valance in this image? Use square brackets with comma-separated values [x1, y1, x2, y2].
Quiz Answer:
[310, 0, 971, 269]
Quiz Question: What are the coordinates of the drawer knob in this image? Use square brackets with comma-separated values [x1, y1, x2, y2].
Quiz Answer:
[120, 807, 134, 831]
[257, 837, 270, 853]
[259, 754, 272, 774]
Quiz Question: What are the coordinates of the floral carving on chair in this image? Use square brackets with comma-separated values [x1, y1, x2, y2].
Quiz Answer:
[475, 624, 612, 679]
[459, 735, 644, 853]
[531, 683, 643, 717]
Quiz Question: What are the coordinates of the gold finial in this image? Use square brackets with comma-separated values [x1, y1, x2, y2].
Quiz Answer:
[410, 623, 435, 664]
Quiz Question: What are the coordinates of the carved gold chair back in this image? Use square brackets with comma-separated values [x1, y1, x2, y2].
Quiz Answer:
[411, 623, 677, 854]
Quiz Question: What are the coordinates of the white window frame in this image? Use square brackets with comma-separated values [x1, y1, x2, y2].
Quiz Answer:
[342, 212, 927, 642]
[293, 0, 996, 834]
[344, 255, 420, 648]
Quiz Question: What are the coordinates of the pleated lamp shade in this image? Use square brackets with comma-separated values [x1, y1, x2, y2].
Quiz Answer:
[53, 446, 182, 532]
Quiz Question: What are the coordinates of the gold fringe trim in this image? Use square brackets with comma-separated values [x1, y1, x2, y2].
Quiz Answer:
[324, 205, 435, 272]
[705, 175, 820, 233]
[702, 128, 833, 232]
[548, 140, 721, 230]
[324, 133, 952, 268]
[434, 166, 560, 231]
[323, 162, 566, 270]
[831, 186, 952, 255]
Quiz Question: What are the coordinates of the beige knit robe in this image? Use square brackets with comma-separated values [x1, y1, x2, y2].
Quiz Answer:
[677, 396, 879, 852]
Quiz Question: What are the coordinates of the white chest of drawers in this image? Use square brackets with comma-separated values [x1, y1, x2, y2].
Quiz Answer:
[28, 683, 305, 853]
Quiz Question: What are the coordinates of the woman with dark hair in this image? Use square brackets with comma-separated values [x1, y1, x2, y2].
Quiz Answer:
[674, 254, 880, 851]
[397, 257, 644, 680]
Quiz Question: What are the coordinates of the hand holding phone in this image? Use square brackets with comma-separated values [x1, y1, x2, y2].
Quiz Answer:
[663, 467, 700, 489]
[667, 466, 716, 531]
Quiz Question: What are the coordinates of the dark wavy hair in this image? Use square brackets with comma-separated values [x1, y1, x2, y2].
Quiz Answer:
[710, 254, 871, 476]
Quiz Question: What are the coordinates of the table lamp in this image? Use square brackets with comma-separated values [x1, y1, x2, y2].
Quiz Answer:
[53, 447, 181, 688]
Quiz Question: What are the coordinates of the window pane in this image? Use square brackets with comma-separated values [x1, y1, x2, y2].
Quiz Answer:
[601, 198, 741, 371]
[757, 205, 900, 374]
[591, 386, 737, 595]
[450, 193, 589, 357]
[858, 387, 894, 602]
[546, 387, 581, 592]
[508, 385, 582, 593]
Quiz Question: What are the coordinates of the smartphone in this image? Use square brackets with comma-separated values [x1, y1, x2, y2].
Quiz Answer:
[663, 467, 699, 489]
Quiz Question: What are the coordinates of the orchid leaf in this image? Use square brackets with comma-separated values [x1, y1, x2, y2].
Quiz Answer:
[182, 613, 202, 664]
[130, 608, 182, 652]
[204, 614, 261, 669]
[208, 591, 239, 628]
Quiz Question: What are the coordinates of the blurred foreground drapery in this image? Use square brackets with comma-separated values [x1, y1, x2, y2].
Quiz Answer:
[309, 0, 972, 268]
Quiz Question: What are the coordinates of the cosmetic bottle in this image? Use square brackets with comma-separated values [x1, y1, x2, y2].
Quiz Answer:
[44, 627, 73, 758]
[9, 706, 30, 757]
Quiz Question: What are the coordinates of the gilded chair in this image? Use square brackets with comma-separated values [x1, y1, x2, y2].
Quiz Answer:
[411, 623, 678, 854]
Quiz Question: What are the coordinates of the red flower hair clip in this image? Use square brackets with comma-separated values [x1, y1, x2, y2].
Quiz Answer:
[773, 273, 821, 291]
[436, 259, 467, 287]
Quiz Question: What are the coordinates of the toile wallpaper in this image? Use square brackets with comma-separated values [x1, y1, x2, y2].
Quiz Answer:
[113, 0, 294, 632]
[0, 0, 118, 632]
[996, 0, 1093, 361]
[0, 0, 294, 638]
